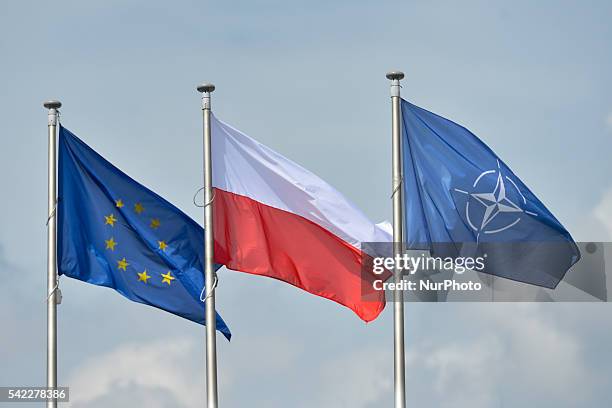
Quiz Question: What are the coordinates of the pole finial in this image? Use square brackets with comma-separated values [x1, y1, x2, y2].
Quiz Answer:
[43, 100, 62, 110]
[197, 83, 216, 93]
[386, 71, 405, 81]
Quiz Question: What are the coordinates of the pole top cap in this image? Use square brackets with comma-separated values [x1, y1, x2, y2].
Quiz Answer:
[197, 83, 215, 93]
[386, 71, 405, 80]
[43, 100, 62, 109]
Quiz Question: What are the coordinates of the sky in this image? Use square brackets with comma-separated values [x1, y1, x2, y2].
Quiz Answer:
[1, 0, 612, 407]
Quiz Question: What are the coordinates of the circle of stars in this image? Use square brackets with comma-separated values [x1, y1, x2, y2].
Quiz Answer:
[102, 198, 175, 287]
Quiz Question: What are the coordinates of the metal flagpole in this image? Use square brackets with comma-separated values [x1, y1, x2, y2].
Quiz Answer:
[387, 71, 406, 408]
[44, 100, 62, 408]
[197, 83, 219, 408]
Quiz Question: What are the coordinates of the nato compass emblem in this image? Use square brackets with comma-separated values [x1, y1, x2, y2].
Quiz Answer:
[454, 160, 537, 241]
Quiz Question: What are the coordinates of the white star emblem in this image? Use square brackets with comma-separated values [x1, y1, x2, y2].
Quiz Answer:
[470, 172, 522, 230]
[454, 160, 536, 238]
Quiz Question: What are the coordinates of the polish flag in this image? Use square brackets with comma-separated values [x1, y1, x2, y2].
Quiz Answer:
[211, 116, 391, 322]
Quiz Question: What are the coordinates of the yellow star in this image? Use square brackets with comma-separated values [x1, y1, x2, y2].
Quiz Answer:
[158, 241, 168, 251]
[137, 270, 151, 283]
[115, 199, 124, 208]
[150, 218, 161, 229]
[161, 271, 175, 285]
[105, 213, 117, 226]
[134, 202, 144, 214]
[117, 257, 129, 271]
[105, 237, 117, 251]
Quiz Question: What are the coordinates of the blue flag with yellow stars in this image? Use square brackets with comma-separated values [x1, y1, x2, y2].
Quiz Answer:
[57, 125, 231, 339]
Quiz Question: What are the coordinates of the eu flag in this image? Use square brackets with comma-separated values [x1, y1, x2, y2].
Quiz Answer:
[401, 99, 580, 288]
[58, 126, 231, 339]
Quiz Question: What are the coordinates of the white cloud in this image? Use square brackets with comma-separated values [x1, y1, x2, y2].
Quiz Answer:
[60, 306, 596, 408]
[479, 304, 591, 404]
[594, 188, 612, 239]
[66, 338, 203, 408]
[219, 334, 300, 390]
[313, 347, 392, 408]
[306, 305, 590, 408]
[70, 383, 185, 408]
[66, 334, 301, 408]
[306, 304, 592, 408]
[384, 304, 593, 408]
[423, 335, 503, 408]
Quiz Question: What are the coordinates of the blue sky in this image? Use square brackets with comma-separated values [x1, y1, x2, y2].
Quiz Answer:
[1, 1, 612, 407]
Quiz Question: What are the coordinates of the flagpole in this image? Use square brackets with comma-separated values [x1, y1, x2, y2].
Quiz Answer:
[387, 71, 406, 408]
[197, 83, 219, 408]
[44, 100, 61, 408]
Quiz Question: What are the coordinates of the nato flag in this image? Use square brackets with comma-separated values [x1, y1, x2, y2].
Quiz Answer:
[401, 99, 580, 288]
[57, 126, 231, 339]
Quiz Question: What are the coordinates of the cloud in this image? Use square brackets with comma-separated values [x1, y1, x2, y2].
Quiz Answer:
[606, 112, 612, 131]
[219, 334, 300, 390]
[385, 304, 593, 408]
[594, 188, 612, 239]
[66, 333, 302, 408]
[301, 304, 592, 408]
[66, 338, 203, 408]
[313, 347, 392, 408]
[489, 305, 590, 400]
[422, 335, 503, 408]
[71, 383, 186, 408]
[56, 304, 598, 408]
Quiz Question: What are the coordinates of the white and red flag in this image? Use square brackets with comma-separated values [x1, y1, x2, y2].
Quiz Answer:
[211, 115, 391, 322]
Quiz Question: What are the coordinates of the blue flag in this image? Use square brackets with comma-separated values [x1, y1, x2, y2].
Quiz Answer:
[401, 99, 580, 288]
[58, 126, 231, 339]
